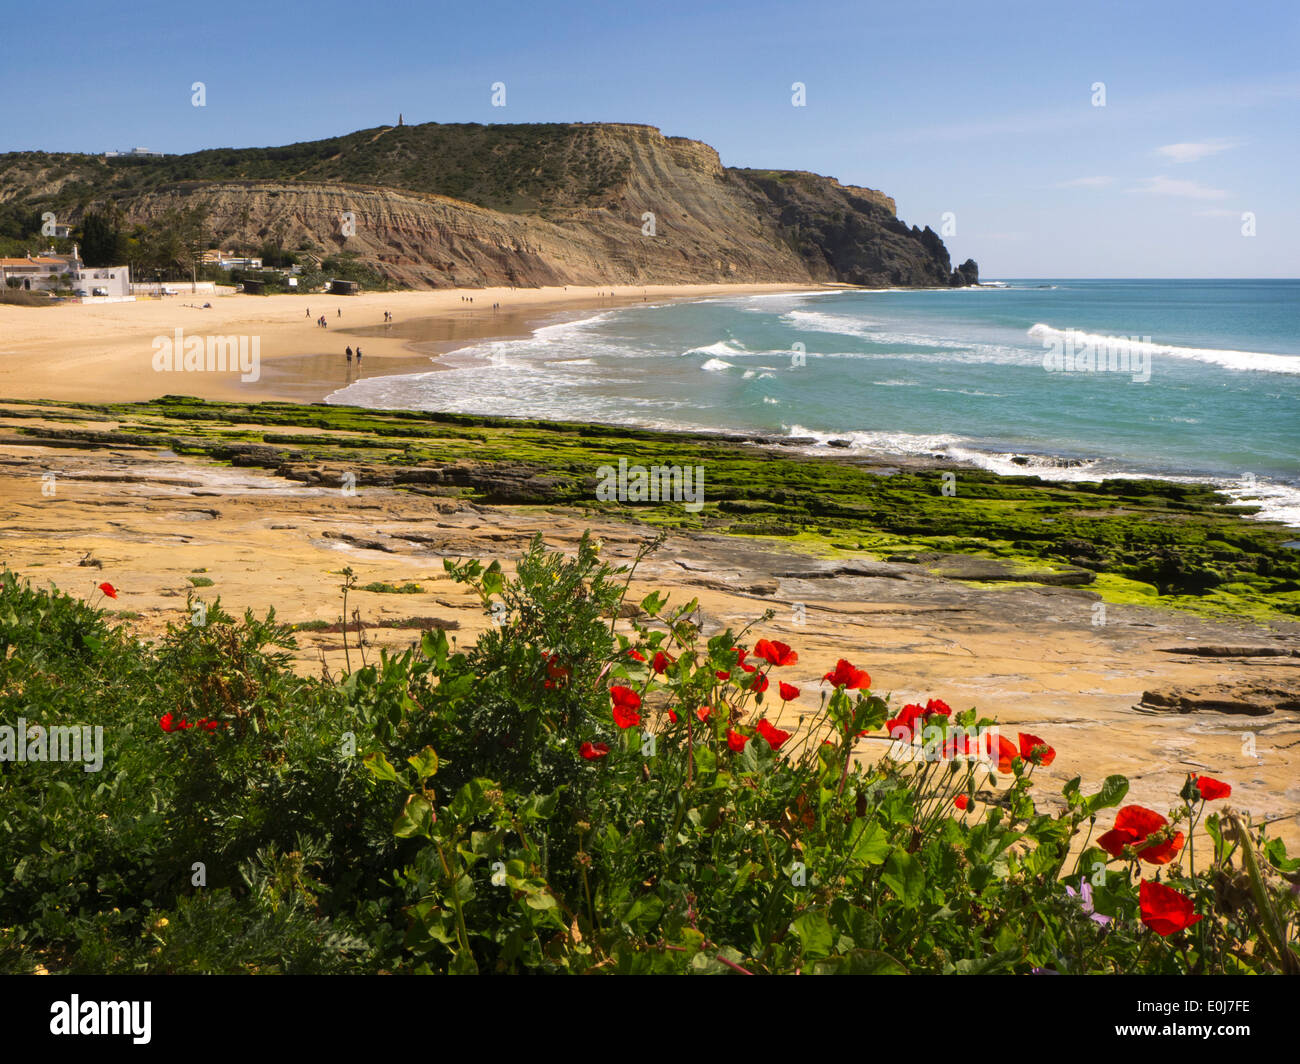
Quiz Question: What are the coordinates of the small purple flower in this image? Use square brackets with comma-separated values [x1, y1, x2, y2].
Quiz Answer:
[1066, 880, 1112, 926]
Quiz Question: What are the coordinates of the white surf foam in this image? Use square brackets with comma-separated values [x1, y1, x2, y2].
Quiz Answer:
[1028, 323, 1300, 375]
[686, 339, 749, 357]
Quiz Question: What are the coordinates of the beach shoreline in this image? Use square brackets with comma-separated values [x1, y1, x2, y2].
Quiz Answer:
[0, 282, 834, 406]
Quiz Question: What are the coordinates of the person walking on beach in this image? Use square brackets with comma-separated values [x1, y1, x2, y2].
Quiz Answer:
[355, 347, 362, 365]
[306, 307, 311, 317]
[346, 346, 353, 362]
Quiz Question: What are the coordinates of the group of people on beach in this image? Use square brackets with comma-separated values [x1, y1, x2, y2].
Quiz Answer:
[345, 346, 362, 364]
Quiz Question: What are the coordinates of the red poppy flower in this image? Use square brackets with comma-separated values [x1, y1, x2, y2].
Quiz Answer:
[822, 659, 870, 690]
[540, 652, 571, 689]
[715, 670, 731, 681]
[938, 731, 978, 760]
[954, 794, 970, 811]
[750, 672, 770, 694]
[729, 647, 757, 673]
[1098, 806, 1184, 864]
[925, 698, 952, 717]
[1139, 879, 1203, 937]
[885, 703, 927, 741]
[1195, 776, 1231, 801]
[609, 686, 642, 729]
[980, 732, 1018, 774]
[695, 706, 711, 723]
[756, 718, 791, 750]
[159, 712, 179, 733]
[580, 741, 611, 761]
[726, 728, 750, 752]
[610, 685, 641, 710]
[754, 639, 798, 667]
[667, 709, 678, 724]
[778, 682, 800, 702]
[98, 582, 118, 599]
[652, 650, 675, 674]
[1017, 732, 1056, 766]
[626, 649, 646, 662]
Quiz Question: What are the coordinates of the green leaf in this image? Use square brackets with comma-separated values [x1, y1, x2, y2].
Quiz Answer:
[813, 949, 907, 975]
[640, 590, 667, 616]
[523, 887, 557, 911]
[850, 822, 891, 866]
[394, 793, 435, 838]
[448, 779, 491, 824]
[791, 911, 835, 959]
[882, 851, 925, 908]
[448, 950, 479, 975]
[943, 949, 1020, 975]
[407, 745, 439, 782]
[519, 789, 560, 821]
[420, 628, 449, 666]
[1264, 837, 1300, 873]
[363, 751, 401, 784]
[1083, 775, 1129, 815]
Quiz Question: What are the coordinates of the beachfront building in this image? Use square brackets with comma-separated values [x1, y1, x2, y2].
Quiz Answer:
[103, 147, 167, 158]
[0, 253, 74, 291]
[0, 247, 132, 301]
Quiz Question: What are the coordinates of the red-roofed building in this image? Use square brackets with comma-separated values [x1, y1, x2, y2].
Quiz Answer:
[0, 246, 132, 300]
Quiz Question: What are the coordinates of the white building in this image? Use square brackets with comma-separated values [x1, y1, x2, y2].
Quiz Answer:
[0, 246, 132, 301]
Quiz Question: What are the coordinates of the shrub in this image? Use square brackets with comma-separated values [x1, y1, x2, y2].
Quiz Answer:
[1, 542, 1297, 975]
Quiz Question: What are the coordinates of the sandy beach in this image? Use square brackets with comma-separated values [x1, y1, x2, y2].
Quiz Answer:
[0, 284, 826, 404]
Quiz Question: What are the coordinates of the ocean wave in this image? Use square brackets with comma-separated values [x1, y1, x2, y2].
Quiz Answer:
[781, 309, 879, 338]
[686, 339, 749, 357]
[1028, 323, 1300, 375]
[700, 358, 735, 371]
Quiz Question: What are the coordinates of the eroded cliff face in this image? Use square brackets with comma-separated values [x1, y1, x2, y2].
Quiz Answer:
[1, 122, 977, 289]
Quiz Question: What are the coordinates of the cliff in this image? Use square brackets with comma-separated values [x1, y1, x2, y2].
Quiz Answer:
[0, 122, 977, 289]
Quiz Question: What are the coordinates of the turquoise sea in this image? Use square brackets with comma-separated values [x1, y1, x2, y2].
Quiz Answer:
[329, 279, 1300, 526]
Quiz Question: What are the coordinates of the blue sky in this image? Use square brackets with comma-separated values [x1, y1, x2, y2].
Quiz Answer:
[2, 0, 1296, 277]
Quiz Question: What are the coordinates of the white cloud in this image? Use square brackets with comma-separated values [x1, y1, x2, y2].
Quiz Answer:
[1133, 176, 1231, 200]
[1155, 138, 1239, 163]
[1055, 175, 1113, 188]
